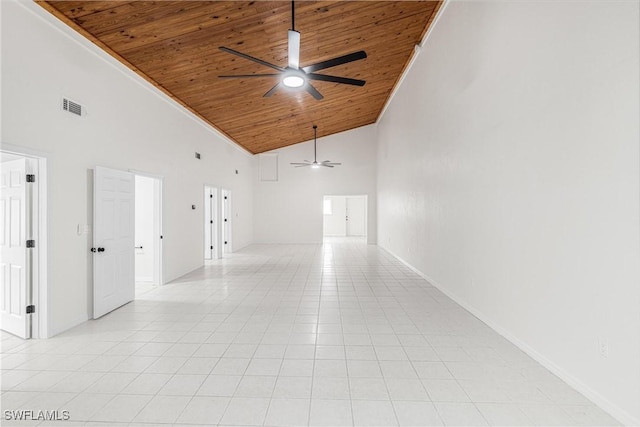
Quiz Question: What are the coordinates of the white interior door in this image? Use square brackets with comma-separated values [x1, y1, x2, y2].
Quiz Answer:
[222, 189, 232, 254]
[346, 196, 366, 237]
[204, 186, 218, 260]
[0, 158, 29, 338]
[93, 166, 135, 319]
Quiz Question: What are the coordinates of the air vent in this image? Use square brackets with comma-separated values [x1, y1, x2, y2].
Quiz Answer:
[62, 98, 83, 116]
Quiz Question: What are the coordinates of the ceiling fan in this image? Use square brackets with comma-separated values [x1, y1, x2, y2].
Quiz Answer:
[291, 125, 341, 169]
[218, 1, 367, 100]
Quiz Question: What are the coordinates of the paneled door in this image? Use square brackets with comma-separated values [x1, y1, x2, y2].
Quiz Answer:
[222, 189, 232, 254]
[204, 186, 218, 260]
[93, 166, 135, 318]
[0, 159, 29, 338]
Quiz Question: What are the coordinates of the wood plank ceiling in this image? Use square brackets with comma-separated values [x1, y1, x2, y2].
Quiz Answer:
[38, 1, 442, 154]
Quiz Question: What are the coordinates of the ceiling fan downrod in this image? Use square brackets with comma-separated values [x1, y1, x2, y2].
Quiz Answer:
[313, 125, 317, 163]
[290, 125, 342, 169]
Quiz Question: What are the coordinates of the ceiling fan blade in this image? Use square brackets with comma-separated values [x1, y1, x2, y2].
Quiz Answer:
[306, 83, 324, 100]
[219, 74, 280, 79]
[307, 73, 366, 87]
[320, 163, 334, 168]
[288, 30, 301, 69]
[302, 51, 367, 73]
[290, 162, 310, 165]
[219, 46, 285, 72]
[294, 164, 311, 168]
[264, 82, 281, 97]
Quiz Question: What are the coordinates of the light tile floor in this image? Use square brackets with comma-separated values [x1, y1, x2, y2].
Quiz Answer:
[1, 241, 621, 426]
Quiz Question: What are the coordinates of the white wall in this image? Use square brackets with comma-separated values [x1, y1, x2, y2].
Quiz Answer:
[377, 1, 640, 423]
[1, 0, 254, 335]
[134, 175, 155, 283]
[323, 196, 347, 236]
[254, 125, 377, 244]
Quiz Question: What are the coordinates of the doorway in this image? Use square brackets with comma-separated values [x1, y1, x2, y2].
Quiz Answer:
[204, 185, 220, 260]
[0, 148, 48, 339]
[323, 195, 367, 238]
[134, 174, 163, 296]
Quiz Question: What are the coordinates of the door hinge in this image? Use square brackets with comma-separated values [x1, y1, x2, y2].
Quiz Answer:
[224, 196, 227, 200]
[210, 246, 213, 250]
[210, 194, 213, 198]
[224, 241, 228, 245]
[26, 305, 35, 314]
[210, 220, 213, 224]
[26, 240, 36, 248]
[224, 218, 227, 222]
[26, 174, 36, 183]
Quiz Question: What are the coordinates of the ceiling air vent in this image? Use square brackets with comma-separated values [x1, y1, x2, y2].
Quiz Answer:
[62, 98, 84, 116]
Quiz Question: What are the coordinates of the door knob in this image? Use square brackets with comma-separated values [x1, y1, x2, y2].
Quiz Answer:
[91, 247, 97, 253]
[97, 247, 105, 252]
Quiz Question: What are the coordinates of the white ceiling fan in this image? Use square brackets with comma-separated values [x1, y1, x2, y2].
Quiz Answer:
[291, 125, 341, 169]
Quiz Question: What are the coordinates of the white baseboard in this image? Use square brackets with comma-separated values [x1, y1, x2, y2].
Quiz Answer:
[49, 314, 89, 338]
[380, 245, 639, 427]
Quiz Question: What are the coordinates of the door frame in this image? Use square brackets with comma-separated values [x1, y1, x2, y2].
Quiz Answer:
[1, 143, 49, 339]
[130, 170, 164, 287]
[222, 188, 232, 254]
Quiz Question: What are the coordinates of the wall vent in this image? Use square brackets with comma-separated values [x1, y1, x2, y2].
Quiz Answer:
[62, 98, 84, 116]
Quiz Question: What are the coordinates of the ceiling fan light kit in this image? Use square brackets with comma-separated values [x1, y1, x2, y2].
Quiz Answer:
[282, 70, 306, 89]
[218, 1, 367, 100]
[291, 125, 341, 169]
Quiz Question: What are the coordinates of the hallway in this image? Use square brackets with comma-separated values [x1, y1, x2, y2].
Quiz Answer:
[1, 242, 618, 426]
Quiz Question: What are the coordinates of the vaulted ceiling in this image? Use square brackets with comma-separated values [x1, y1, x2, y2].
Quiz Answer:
[38, 1, 442, 154]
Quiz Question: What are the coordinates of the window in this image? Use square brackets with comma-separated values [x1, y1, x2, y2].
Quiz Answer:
[323, 199, 332, 215]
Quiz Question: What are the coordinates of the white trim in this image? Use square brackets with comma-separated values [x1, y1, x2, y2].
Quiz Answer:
[16, 0, 253, 158]
[0, 143, 49, 339]
[379, 244, 639, 427]
[26, 157, 38, 338]
[377, 0, 451, 123]
[222, 189, 233, 254]
[129, 169, 164, 181]
[50, 314, 88, 338]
